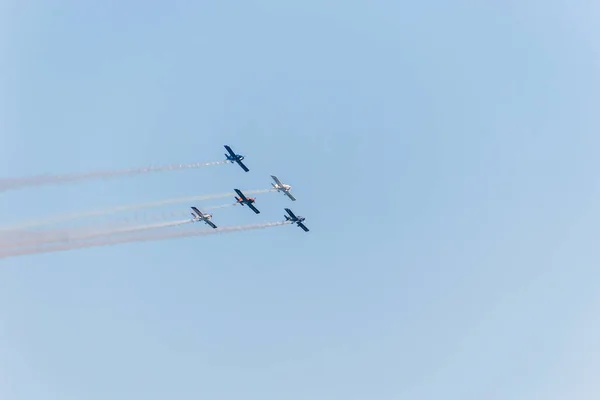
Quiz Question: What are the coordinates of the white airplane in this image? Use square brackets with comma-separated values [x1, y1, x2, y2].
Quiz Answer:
[270, 175, 296, 201]
[190, 206, 217, 229]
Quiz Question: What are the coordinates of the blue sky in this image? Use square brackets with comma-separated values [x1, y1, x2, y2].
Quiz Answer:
[1, 0, 600, 398]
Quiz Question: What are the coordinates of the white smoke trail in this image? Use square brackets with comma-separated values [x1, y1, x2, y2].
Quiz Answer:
[0, 189, 274, 231]
[67, 218, 192, 241]
[77, 203, 235, 227]
[0, 160, 230, 192]
[0, 204, 236, 248]
[0, 219, 193, 249]
[0, 221, 290, 259]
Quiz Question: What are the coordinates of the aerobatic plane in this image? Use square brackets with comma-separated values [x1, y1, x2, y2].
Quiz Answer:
[190, 206, 217, 228]
[270, 175, 296, 201]
[224, 145, 249, 172]
[234, 189, 260, 214]
[284, 208, 309, 232]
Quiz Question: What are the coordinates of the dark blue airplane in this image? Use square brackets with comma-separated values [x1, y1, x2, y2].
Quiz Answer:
[224, 145, 249, 172]
[284, 208, 309, 232]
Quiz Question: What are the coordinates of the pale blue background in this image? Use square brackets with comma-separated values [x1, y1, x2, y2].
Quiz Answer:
[1, 1, 600, 399]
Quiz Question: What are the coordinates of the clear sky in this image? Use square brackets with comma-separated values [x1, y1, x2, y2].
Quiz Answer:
[1, 1, 600, 399]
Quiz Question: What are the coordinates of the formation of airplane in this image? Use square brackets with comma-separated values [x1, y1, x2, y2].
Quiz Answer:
[234, 189, 260, 214]
[270, 175, 296, 201]
[188, 145, 309, 232]
[190, 206, 217, 228]
[224, 145, 249, 172]
[284, 208, 309, 232]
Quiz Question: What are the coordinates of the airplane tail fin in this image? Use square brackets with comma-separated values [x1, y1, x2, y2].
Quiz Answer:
[285, 215, 291, 221]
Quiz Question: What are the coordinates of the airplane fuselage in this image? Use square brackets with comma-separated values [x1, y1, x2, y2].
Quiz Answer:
[235, 197, 255, 205]
[272, 183, 291, 192]
[285, 215, 305, 223]
[192, 213, 212, 221]
[225, 154, 244, 162]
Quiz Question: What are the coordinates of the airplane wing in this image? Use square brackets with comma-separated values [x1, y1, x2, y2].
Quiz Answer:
[234, 189, 247, 201]
[284, 208, 297, 220]
[224, 145, 236, 157]
[285, 191, 296, 201]
[191, 206, 203, 217]
[271, 175, 282, 185]
[205, 220, 217, 229]
[297, 222, 309, 232]
[247, 203, 260, 214]
[235, 159, 250, 172]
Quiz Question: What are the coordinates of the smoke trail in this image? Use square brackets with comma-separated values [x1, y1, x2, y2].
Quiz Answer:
[0, 160, 230, 192]
[0, 221, 290, 259]
[0, 189, 274, 231]
[0, 219, 193, 249]
[63, 218, 192, 241]
[0, 203, 236, 247]
[71, 203, 235, 228]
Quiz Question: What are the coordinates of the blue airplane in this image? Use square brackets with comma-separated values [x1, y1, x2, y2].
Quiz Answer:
[284, 208, 309, 232]
[234, 189, 260, 214]
[224, 145, 249, 172]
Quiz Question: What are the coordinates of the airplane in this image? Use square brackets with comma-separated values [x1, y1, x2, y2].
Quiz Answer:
[224, 145, 249, 172]
[270, 175, 296, 201]
[190, 206, 217, 228]
[284, 208, 309, 232]
[234, 189, 260, 214]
